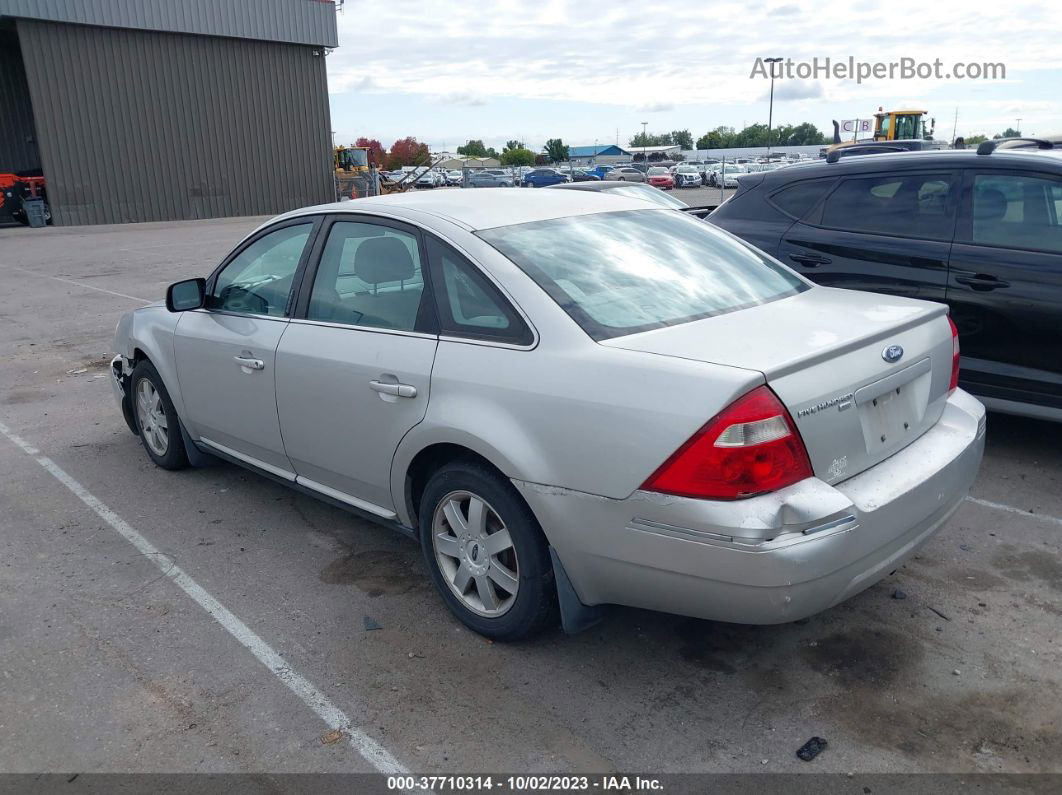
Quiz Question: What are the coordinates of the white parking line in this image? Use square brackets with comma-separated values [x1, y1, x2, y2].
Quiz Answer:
[5, 265, 152, 303]
[965, 495, 1062, 528]
[0, 419, 409, 775]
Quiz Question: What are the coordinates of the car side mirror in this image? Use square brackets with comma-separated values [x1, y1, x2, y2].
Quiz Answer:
[166, 277, 206, 312]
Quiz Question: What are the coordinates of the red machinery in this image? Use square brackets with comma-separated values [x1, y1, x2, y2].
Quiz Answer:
[1, 172, 49, 225]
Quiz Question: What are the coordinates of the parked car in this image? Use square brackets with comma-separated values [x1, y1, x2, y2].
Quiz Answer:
[466, 171, 514, 188]
[571, 169, 602, 183]
[673, 165, 704, 188]
[646, 167, 675, 189]
[513, 166, 533, 186]
[709, 165, 747, 188]
[523, 168, 570, 188]
[446, 170, 464, 186]
[708, 146, 1062, 420]
[609, 166, 647, 183]
[416, 171, 437, 189]
[113, 189, 984, 641]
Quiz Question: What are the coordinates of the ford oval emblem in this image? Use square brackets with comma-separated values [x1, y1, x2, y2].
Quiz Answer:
[882, 344, 904, 363]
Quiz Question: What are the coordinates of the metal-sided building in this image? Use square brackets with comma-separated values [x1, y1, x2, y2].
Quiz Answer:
[0, 0, 337, 226]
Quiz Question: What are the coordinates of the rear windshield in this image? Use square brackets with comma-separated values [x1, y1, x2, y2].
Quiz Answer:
[477, 209, 808, 340]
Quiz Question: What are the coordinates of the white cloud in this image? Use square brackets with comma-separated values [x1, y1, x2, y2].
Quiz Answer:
[327, 0, 1062, 141]
[766, 81, 824, 101]
[434, 91, 489, 107]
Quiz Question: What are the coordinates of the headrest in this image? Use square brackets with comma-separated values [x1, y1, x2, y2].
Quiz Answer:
[354, 237, 414, 285]
[974, 188, 1007, 221]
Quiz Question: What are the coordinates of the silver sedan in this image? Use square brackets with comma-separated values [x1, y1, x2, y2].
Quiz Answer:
[111, 190, 985, 640]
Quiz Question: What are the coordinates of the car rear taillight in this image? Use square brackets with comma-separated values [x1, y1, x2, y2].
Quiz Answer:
[641, 385, 813, 500]
[948, 316, 960, 393]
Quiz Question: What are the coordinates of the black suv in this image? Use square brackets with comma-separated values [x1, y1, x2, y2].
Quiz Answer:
[709, 147, 1062, 421]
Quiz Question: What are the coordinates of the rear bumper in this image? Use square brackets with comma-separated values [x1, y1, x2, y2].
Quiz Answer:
[514, 389, 986, 624]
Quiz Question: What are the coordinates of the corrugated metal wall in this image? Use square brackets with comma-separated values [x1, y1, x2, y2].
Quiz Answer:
[0, 29, 40, 173]
[0, 0, 338, 47]
[17, 19, 335, 226]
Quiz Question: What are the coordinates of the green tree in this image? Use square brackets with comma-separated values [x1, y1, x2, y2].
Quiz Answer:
[629, 131, 672, 147]
[457, 139, 488, 156]
[500, 147, 536, 166]
[994, 127, 1021, 139]
[964, 134, 988, 145]
[695, 130, 726, 150]
[543, 138, 569, 163]
[782, 122, 827, 145]
[504, 140, 525, 152]
[670, 129, 694, 149]
[732, 123, 770, 147]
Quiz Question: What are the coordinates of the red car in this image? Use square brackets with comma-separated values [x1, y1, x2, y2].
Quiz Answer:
[646, 167, 674, 190]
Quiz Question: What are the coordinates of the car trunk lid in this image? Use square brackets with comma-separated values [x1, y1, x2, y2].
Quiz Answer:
[601, 287, 954, 485]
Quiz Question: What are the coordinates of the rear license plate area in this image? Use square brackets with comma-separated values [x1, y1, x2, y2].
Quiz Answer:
[855, 358, 932, 456]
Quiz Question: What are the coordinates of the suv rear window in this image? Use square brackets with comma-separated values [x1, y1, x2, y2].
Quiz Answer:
[964, 173, 1062, 253]
[769, 178, 836, 219]
[477, 209, 807, 340]
[820, 172, 957, 240]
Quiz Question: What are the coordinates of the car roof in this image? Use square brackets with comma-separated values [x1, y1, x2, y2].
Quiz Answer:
[279, 187, 664, 231]
[769, 147, 1062, 183]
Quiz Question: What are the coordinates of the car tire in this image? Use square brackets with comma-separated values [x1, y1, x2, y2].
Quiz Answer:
[419, 461, 558, 641]
[617, 177, 625, 181]
[130, 359, 189, 470]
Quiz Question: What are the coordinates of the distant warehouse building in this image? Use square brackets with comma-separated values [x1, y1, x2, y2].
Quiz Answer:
[0, 0, 338, 226]
[568, 145, 630, 166]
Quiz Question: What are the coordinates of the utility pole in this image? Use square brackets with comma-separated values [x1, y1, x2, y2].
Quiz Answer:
[1016, 118, 1023, 136]
[764, 57, 782, 156]
[641, 121, 648, 168]
[951, 107, 958, 145]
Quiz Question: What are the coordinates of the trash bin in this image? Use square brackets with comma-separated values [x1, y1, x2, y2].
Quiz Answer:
[21, 197, 47, 228]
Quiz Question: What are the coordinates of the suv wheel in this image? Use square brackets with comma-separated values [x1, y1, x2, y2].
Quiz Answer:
[419, 462, 558, 640]
[131, 360, 189, 470]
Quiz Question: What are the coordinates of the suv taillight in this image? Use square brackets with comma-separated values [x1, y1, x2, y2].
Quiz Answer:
[948, 316, 960, 393]
[641, 385, 813, 500]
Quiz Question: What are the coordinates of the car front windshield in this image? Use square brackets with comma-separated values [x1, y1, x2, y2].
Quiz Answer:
[601, 184, 688, 209]
[477, 209, 807, 340]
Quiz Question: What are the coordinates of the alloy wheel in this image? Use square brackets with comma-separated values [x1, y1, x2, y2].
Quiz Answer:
[135, 378, 169, 456]
[432, 490, 519, 617]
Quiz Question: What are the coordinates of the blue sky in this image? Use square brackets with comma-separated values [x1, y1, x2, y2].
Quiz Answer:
[326, 0, 1061, 152]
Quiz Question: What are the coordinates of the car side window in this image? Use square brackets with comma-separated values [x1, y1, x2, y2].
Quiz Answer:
[426, 237, 533, 345]
[306, 221, 427, 331]
[209, 223, 313, 316]
[768, 178, 836, 219]
[819, 172, 957, 240]
[962, 173, 1062, 254]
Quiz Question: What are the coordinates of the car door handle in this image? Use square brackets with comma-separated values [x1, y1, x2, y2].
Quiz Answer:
[953, 272, 1010, 291]
[789, 252, 832, 267]
[233, 355, 265, 371]
[369, 380, 417, 398]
